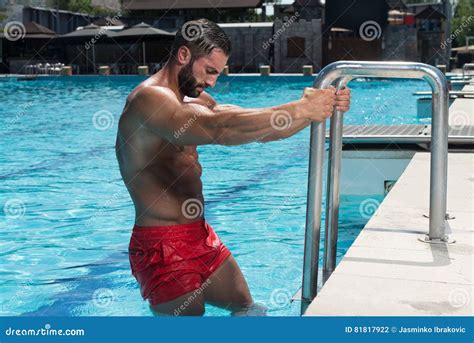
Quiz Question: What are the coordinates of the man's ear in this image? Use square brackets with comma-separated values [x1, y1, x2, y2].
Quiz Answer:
[177, 46, 192, 65]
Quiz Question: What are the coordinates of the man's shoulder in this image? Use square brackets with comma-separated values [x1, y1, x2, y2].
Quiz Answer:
[125, 85, 179, 121]
[130, 84, 177, 105]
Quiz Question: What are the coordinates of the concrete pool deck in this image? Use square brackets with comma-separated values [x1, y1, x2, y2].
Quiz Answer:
[305, 152, 473, 316]
[449, 84, 474, 127]
[305, 78, 474, 317]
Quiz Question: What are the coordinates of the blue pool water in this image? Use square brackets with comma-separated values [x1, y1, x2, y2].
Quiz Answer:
[0, 75, 430, 316]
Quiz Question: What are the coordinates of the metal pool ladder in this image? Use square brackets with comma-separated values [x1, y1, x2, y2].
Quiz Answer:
[462, 63, 474, 79]
[300, 61, 450, 315]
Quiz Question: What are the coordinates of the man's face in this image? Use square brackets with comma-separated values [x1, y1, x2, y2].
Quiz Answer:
[178, 48, 228, 98]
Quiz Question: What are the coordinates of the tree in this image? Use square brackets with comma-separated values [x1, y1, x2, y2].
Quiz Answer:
[452, 0, 474, 47]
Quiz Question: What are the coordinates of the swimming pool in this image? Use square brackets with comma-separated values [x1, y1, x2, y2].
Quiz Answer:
[0, 75, 431, 316]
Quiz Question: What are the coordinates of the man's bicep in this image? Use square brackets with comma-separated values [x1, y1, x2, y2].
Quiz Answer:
[145, 97, 218, 145]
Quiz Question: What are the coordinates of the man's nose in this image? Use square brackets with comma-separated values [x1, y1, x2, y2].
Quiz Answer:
[205, 77, 217, 88]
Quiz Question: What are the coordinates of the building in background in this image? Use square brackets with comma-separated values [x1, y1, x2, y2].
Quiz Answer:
[323, 0, 453, 67]
[408, 1, 453, 66]
[0, 0, 456, 74]
[119, 0, 323, 73]
[1, 1, 122, 35]
[274, 0, 324, 21]
[121, 0, 266, 30]
[218, 22, 273, 73]
[22, 6, 92, 34]
[0, 1, 115, 31]
[219, 8, 323, 72]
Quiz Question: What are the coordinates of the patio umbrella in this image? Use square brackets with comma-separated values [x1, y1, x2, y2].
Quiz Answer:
[58, 24, 116, 72]
[452, 45, 474, 52]
[58, 23, 116, 39]
[110, 22, 174, 65]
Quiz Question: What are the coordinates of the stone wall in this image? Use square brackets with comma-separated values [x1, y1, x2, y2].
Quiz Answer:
[382, 25, 419, 62]
[418, 31, 448, 66]
[219, 24, 273, 73]
[273, 19, 322, 73]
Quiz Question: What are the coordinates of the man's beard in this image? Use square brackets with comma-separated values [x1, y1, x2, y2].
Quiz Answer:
[178, 62, 204, 98]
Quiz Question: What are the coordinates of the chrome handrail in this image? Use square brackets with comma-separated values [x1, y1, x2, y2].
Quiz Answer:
[301, 61, 450, 315]
[462, 63, 474, 78]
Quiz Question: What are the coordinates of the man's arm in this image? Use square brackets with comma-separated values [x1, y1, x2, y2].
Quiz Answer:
[186, 91, 242, 112]
[213, 104, 242, 111]
[130, 86, 338, 146]
[211, 95, 310, 141]
[184, 91, 217, 109]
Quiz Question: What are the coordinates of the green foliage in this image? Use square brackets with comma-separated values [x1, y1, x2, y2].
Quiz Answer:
[452, 0, 474, 46]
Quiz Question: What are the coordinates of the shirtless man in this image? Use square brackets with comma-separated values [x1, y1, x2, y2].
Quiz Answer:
[116, 19, 351, 316]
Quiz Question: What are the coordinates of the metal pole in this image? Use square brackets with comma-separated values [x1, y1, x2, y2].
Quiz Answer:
[426, 74, 450, 242]
[301, 69, 336, 314]
[323, 77, 352, 274]
[463, 63, 474, 79]
[300, 119, 326, 315]
[301, 61, 450, 315]
[92, 45, 96, 74]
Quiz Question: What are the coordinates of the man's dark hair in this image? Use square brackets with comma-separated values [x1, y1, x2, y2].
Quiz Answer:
[169, 19, 231, 62]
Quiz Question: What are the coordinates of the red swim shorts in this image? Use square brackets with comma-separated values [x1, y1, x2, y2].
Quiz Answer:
[128, 218, 231, 305]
